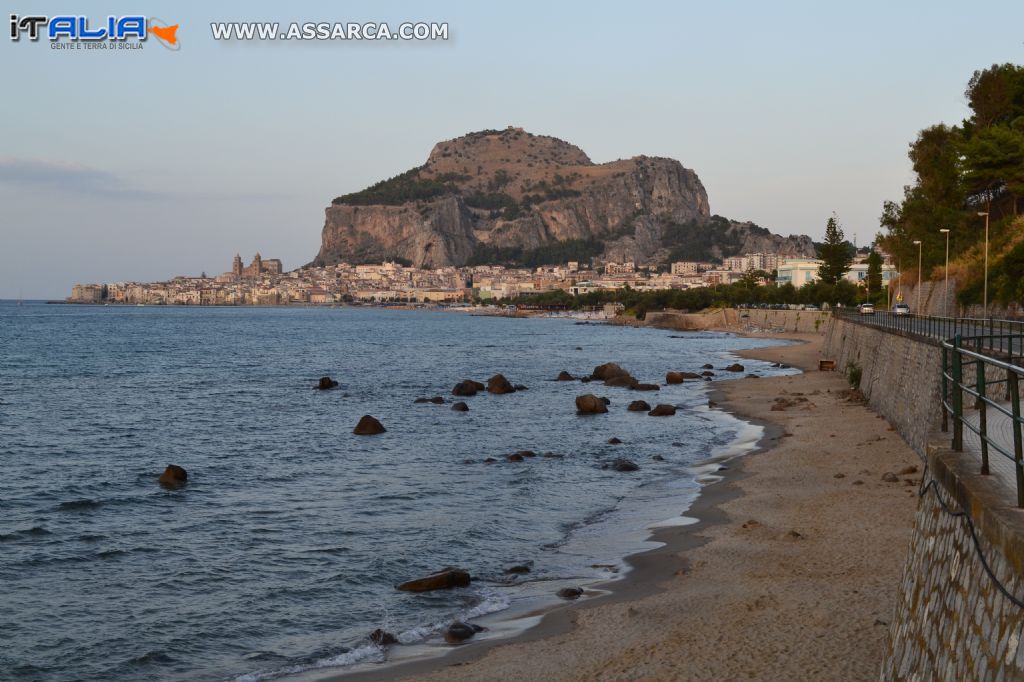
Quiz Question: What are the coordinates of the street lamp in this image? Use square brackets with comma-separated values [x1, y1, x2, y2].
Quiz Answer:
[977, 211, 989, 318]
[913, 239, 922, 314]
[940, 229, 950, 317]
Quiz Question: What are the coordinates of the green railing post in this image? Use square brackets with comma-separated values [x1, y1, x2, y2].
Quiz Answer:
[953, 335, 963, 452]
[1009, 372, 1024, 508]
[941, 345, 949, 432]
[978, 361, 989, 475]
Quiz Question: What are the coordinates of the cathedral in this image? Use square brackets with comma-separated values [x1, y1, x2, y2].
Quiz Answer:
[232, 253, 282, 279]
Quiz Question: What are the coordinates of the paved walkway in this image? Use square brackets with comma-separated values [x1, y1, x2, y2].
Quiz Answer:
[962, 401, 1022, 493]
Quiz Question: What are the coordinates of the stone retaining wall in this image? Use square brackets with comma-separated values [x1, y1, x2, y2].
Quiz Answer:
[645, 308, 832, 334]
[823, 317, 943, 456]
[881, 443, 1024, 680]
[824, 316, 1024, 680]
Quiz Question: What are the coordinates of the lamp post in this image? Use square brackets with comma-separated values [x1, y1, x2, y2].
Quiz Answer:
[977, 211, 989, 318]
[913, 239, 922, 314]
[940, 229, 950, 317]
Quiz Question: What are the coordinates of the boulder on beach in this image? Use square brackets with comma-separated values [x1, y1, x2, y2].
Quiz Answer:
[397, 568, 471, 592]
[606, 458, 639, 472]
[627, 400, 651, 412]
[487, 374, 516, 394]
[451, 402, 469, 412]
[158, 464, 188, 489]
[353, 415, 386, 435]
[557, 587, 584, 600]
[316, 376, 339, 390]
[575, 394, 608, 415]
[724, 363, 745, 372]
[556, 371, 575, 381]
[370, 629, 398, 646]
[444, 621, 484, 645]
[648, 404, 677, 417]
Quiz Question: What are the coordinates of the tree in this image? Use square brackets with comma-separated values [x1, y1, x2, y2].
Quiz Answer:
[865, 250, 883, 295]
[817, 215, 853, 285]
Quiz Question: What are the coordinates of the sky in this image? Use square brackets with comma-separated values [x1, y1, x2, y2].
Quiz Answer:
[1, 1, 1022, 299]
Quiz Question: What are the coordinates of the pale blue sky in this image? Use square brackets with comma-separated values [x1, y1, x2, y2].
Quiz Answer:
[2, 0, 1021, 298]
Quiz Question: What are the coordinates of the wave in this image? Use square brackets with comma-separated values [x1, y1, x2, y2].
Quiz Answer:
[56, 498, 105, 511]
[0, 525, 52, 541]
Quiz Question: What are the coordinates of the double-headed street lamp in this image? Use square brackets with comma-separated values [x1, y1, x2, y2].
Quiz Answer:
[940, 229, 950, 317]
[913, 239, 922, 313]
[977, 211, 990, 318]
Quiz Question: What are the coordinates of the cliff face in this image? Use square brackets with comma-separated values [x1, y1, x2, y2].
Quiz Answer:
[313, 128, 811, 268]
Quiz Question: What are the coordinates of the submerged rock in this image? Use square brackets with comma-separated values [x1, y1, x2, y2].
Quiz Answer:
[556, 371, 575, 381]
[606, 458, 639, 472]
[627, 400, 651, 412]
[648, 404, 677, 417]
[632, 383, 660, 391]
[452, 380, 485, 396]
[397, 568, 471, 592]
[505, 564, 531, 575]
[608, 437, 623, 445]
[353, 415, 386, 435]
[317, 376, 339, 390]
[701, 363, 714, 369]
[575, 394, 608, 414]
[158, 464, 188, 489]
[451, 401, 469, 412]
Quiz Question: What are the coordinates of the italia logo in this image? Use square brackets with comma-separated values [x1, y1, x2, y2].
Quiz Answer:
[10, 15, 180, 49]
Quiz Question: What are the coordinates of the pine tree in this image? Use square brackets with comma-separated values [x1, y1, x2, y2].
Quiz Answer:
[866, 250, 883, 295]
[817, 215, 853, 285]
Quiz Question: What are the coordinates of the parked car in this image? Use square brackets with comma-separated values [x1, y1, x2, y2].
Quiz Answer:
[859, 303, 875, 315]
[804, 304, 820, 311]
[893, 303, 911, 316]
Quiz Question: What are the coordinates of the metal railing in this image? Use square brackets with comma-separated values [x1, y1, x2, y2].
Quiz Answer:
[833, 309, 1024, 358]
[941, 335, 1024, 506]
[832, 308, 1024, 506]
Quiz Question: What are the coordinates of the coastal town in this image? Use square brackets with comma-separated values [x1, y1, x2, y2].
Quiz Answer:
[68, 250, 897, 306]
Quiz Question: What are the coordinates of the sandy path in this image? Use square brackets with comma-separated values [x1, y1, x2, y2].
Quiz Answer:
[370, 334, 920, 681]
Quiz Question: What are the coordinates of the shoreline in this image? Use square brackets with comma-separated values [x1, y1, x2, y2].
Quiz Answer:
[321, 331, 918, 681]
[304, 333, 792, 682]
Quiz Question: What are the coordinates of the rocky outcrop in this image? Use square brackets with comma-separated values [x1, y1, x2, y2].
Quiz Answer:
[158, 465, 188, 489]
[397, 568, 471, 592]
[312, 128, 814, 269]
[576, 394, 609, 414]
[353, 415, 386, 435]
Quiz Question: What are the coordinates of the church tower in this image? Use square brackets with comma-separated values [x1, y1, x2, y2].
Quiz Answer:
[253, 253, 262, 275]
[232, 254, 242, 278]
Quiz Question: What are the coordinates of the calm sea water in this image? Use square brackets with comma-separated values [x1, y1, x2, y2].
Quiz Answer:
[0, 302, 794, 681]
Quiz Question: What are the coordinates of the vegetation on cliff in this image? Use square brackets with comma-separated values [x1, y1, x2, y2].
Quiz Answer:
[878, 63, 1024, 304]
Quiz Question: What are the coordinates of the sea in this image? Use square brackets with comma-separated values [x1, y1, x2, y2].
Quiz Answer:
[0, 302, 797, 681]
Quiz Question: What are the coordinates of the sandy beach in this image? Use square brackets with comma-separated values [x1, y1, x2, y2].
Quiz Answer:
[346, 333, 920, 681]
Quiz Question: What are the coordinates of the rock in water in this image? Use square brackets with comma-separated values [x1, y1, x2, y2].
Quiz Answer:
[487, 374, 516, 394]
[627, 400, 651, 412]
[428, 396, 445, 404]
[317, 376, 339, 390]
[701, 363, 714, 369]
[556, 371, 575, 381]
[665, 372, 686, 384]
[353, 415, 386, 435]
[557, 587, 584, 600]
[607, 458, 639, 472]
[444, 621, 484, 644]
[608, 437, 623, 444]
[632, 383, 660, 391]
[591, 362, 631, 381]
[370, 629, 398, 646]
[452, 381, 479, 397]
[397, 568, 471, 592]
[451, 402, 469, 412]
[648, 404, 677, 417]
[724, 363, 745, 372]
[505, 565, 531, 574]
[575, 394, 608, 414]
[158, 464, 188, 489]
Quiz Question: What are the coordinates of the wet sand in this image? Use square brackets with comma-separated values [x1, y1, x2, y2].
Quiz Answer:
[338, 333, 919, 681]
